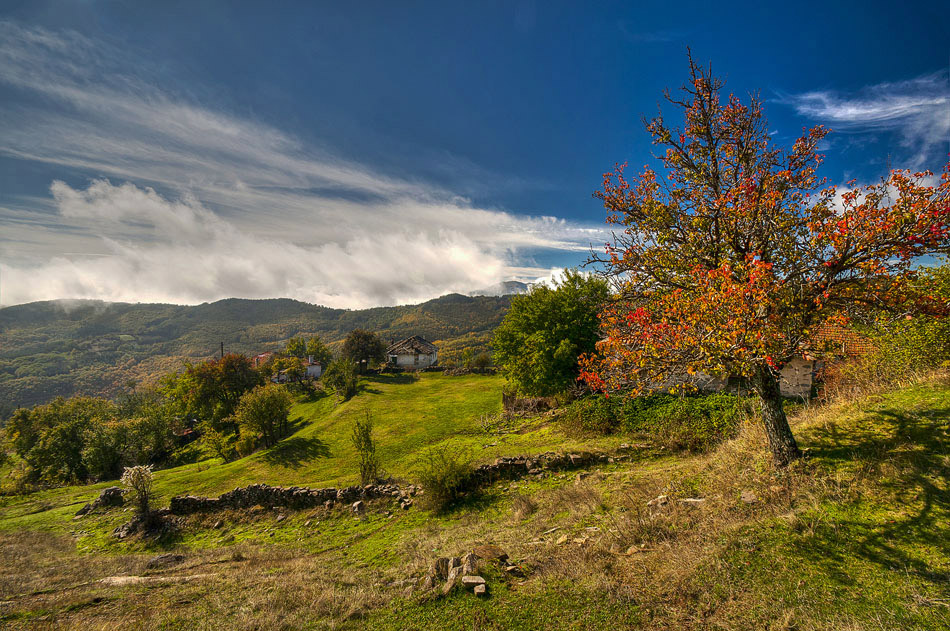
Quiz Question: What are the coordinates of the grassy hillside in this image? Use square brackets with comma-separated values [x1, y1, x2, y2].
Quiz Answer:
[1, 372, 949, 629]
[0, 294, 510, 414]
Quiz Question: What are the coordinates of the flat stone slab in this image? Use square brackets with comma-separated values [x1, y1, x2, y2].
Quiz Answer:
[461, 575, 486, 588]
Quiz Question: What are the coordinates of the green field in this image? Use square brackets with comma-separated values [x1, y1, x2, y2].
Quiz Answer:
[1, 372, 949, 630]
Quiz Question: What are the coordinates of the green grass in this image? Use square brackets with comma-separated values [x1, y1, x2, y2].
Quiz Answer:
[2, 374, 949, 630]
[0, 373, 627, 535]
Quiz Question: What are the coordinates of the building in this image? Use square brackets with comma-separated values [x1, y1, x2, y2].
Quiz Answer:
[691, 323, 876, 400]
[303, 356, 323, 378]
[252, 352, 275, 368]
[387, 335, 438, 369]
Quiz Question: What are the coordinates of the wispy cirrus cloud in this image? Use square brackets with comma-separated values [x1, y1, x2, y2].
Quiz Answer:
[0, 21, 607, 307]
[781, 71, 950, 168]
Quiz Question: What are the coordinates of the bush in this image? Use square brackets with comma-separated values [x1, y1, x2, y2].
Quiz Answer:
[121, 464, 153, 518]
[352, 412, 380, 485]
[561, 392, 751, 452]
[415, 447, 474, 513]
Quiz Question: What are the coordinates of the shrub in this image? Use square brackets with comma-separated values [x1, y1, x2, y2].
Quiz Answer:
[561, 392, 751, 452]
[121, 464, 153, 518]
[415, 447, 474, 513]
[352, 412, 380, 485]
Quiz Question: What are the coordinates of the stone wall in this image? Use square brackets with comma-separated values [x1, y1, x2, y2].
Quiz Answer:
[168, 451, 617, 516]
[169, 482, 406, 515]
[778, 358, 814, 399]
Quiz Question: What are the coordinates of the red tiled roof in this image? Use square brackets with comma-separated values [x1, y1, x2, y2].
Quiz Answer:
[809, 323, 876, 358]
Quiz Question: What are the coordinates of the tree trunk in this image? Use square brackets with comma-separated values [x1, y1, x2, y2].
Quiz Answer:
[752, 365, 802, 467]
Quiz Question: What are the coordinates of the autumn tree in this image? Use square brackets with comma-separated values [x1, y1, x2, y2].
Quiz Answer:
[581, 57, 950, 466]
[342, 329, 386, 373]
[493, 270, 609, 396]
[162, 353, 261, 428]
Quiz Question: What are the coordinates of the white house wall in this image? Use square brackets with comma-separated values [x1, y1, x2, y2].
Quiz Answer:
[394, 352, 438, 369]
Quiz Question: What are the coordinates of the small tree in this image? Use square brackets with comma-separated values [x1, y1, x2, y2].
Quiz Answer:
[342, 329, 386, 373]
[471, 351, 492, 371]
[322, 358, 359, 400]
[493, 269, 610, 396]
[231, 384, 294, 449]
[305, 336, 334, 368]
[351, 412, 380, 484]
[121, 464, 154, 519]
[581, 56, 950, 466]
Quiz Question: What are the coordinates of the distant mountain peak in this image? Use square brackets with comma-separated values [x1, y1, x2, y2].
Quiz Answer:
[468, 280, 529, 297]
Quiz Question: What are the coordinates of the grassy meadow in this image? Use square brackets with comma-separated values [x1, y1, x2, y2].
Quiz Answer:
[1, 372, 949, 630]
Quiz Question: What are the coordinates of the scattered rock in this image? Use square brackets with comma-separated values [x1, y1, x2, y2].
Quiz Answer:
[576, 472, 590, 483]
[98, 487, 125, 507]
[276, 514, 286, 522]
[555, 534, 569, 545]
[461, 552, 479, 575]
[352, 500, 364, 513]
[99, 574, 214, 586]
[400, 499, 413, 510]
[432, 557, 451, 580]
[461, 575, 486, 589]
[303, 520, 311, 527]
[504, 564, 525, 577]
[442, 565, 463, 595]
[647, 495, 669, 507]
[740, 490, 758, 504]
[146, 553, 185, 570]
[213, 520, 224, 529]
[678, 498, 706, 506]
[472, 544, 508, 563]
[473, 584, 487, 597]
[75, 486, 125, 517]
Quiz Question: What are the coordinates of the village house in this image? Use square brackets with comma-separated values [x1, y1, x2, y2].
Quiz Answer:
[692, 323, 876, 400]
[252, 352, 275, 368]
[387, 335, 438, 369]
[303, 356, 323, 379]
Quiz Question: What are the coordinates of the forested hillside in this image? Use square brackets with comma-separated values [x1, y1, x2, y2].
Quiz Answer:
[0, 294, 510, 415]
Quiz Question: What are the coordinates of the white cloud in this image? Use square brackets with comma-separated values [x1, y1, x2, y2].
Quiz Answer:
[0, 21, 609, 307]
[1, 180, 508, 308]
[782, 71, 950, 168]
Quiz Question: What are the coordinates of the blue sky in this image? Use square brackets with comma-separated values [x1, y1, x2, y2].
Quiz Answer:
[0, 1, 947, 307]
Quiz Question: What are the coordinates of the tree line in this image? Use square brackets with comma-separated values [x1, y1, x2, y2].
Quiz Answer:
[1, 329, 395, 490]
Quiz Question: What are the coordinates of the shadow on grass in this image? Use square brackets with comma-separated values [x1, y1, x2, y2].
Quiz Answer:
[261, 437, 331, 468]
[793, 397, 950, 585]
[370, 373, 420, 385]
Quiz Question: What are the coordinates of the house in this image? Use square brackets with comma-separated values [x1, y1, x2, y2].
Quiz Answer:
[679, 323, 875, 400]
[303, 356, 323, 379]
[387, 335, 438, 369]
[252, 352, 275, 368]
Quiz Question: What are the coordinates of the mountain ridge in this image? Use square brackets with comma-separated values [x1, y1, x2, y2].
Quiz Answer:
[0, 293, 512, 415]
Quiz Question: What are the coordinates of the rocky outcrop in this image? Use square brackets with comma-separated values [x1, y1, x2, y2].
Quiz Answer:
[423, 545, 521, 597]
[75, 486, 125, 517]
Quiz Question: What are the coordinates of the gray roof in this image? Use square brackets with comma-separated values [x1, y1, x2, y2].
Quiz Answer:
[387, 335, 437, 355]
